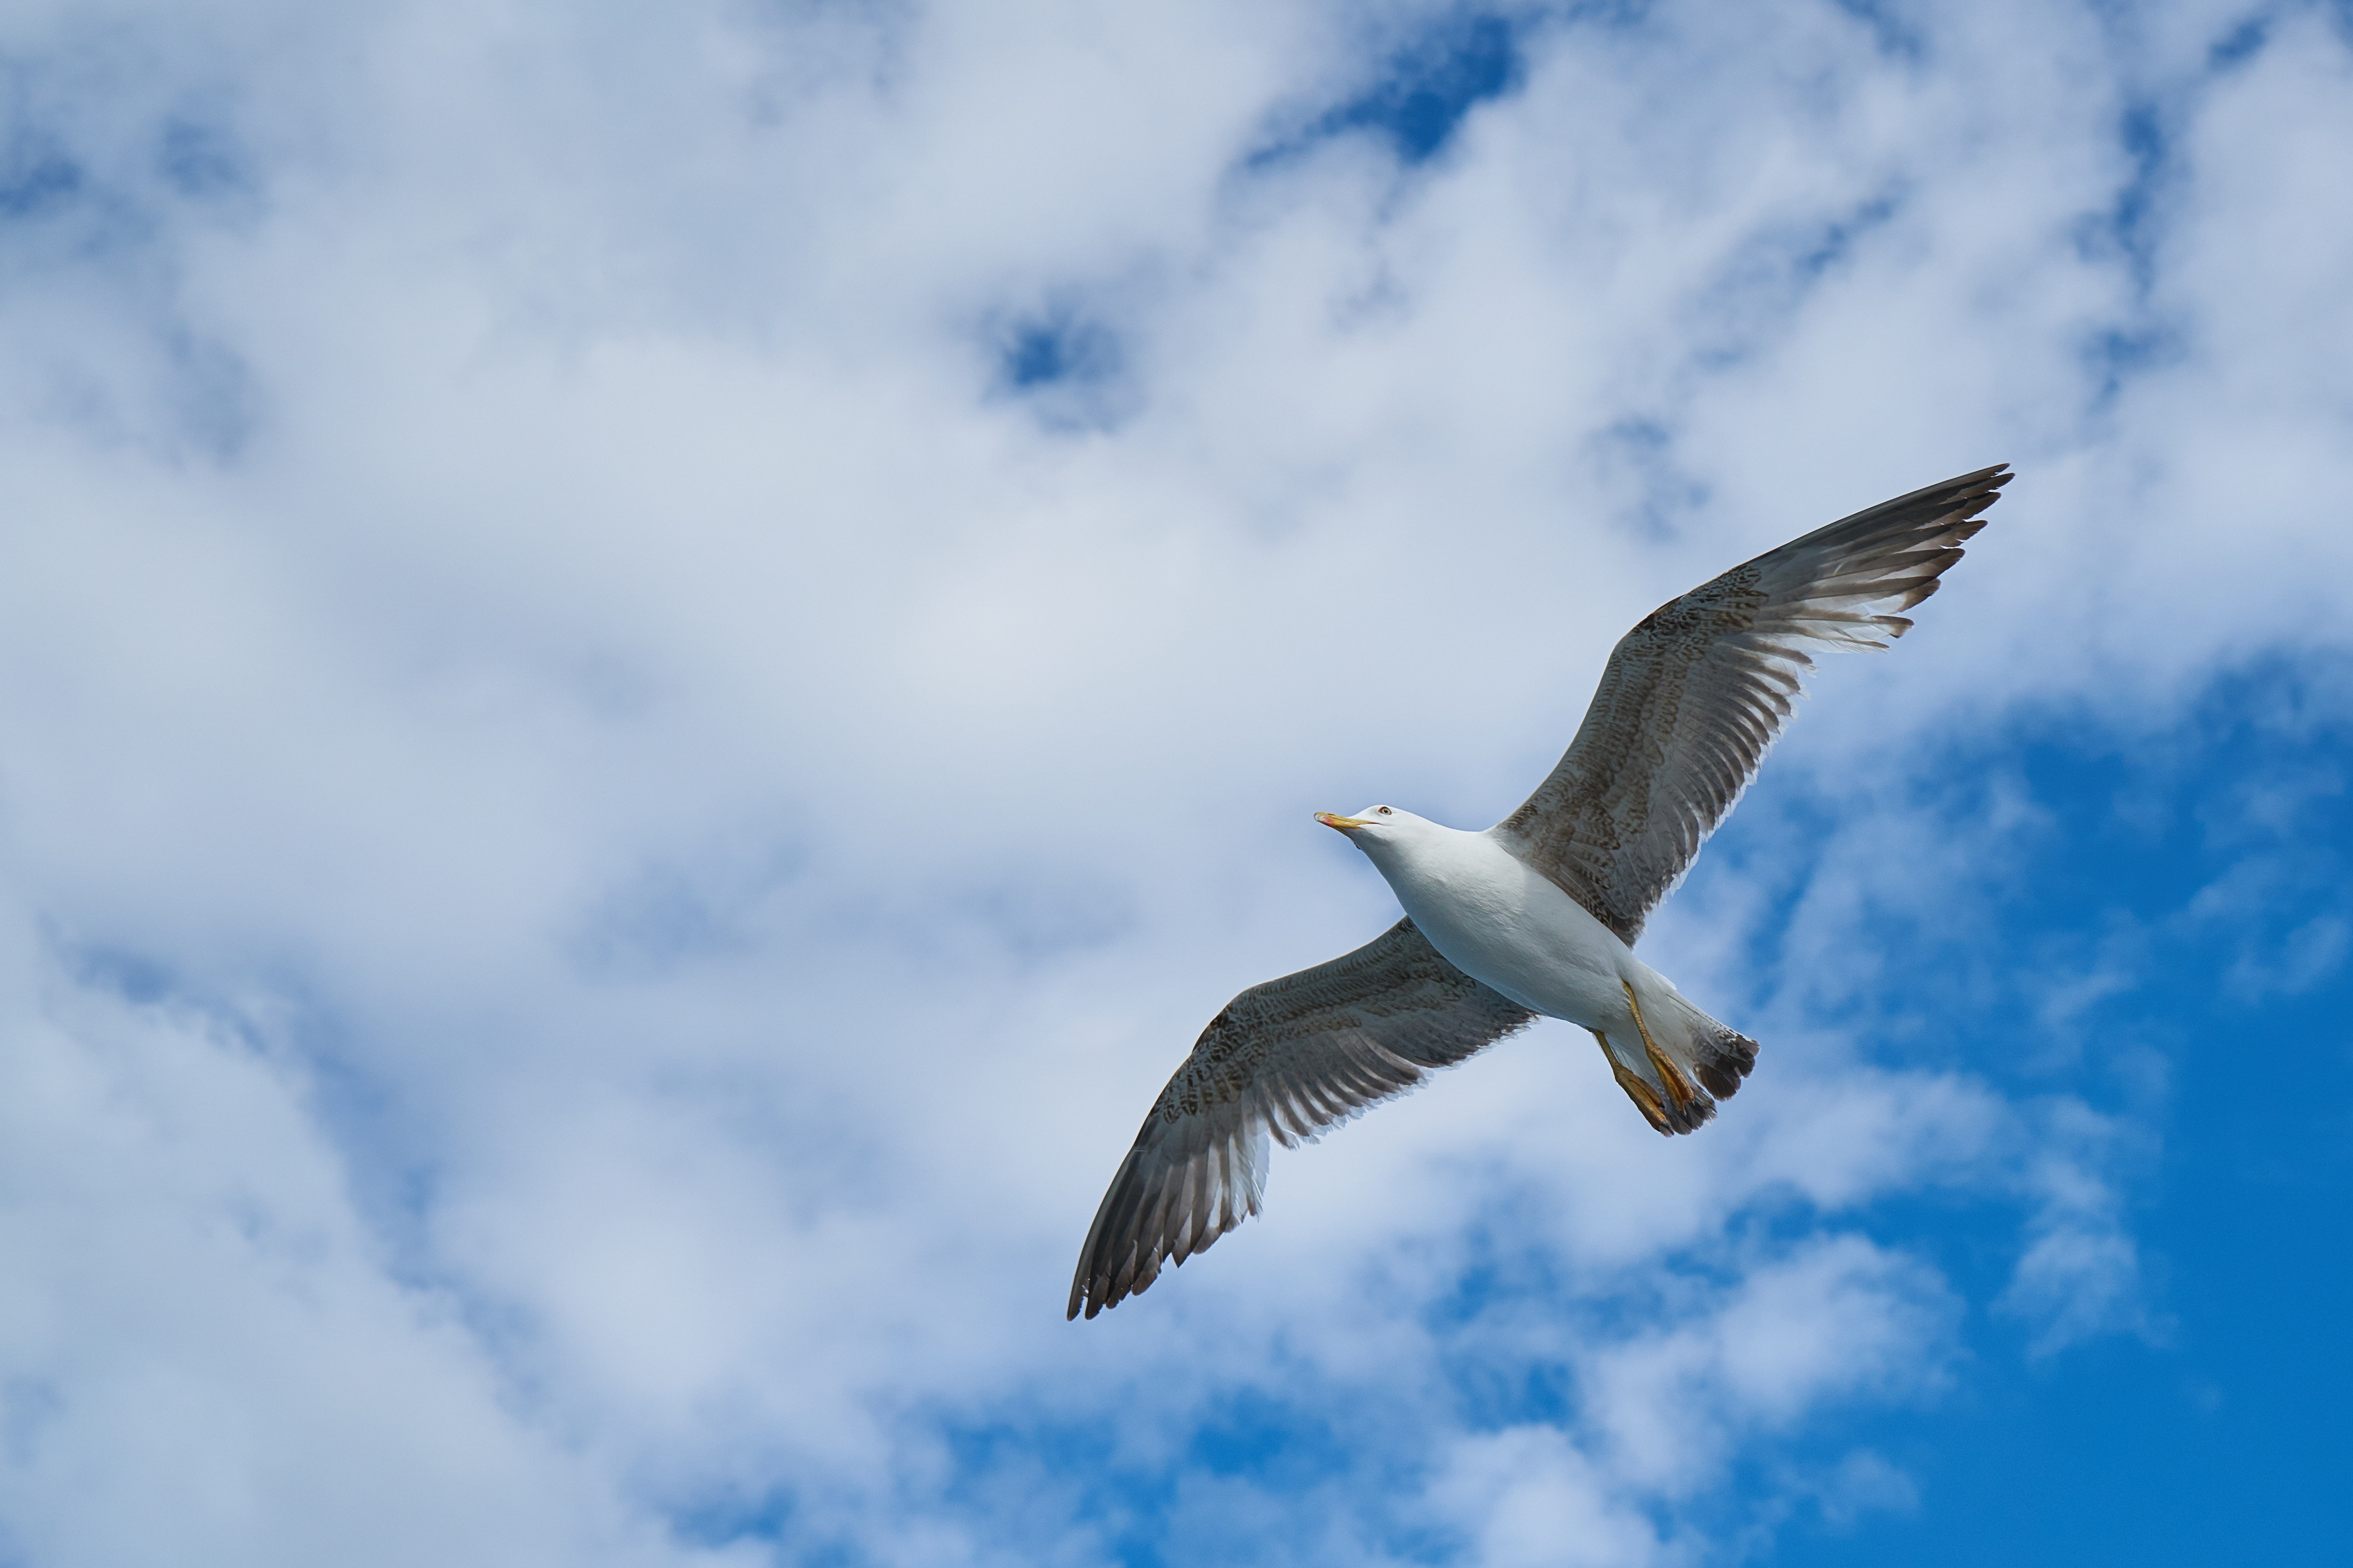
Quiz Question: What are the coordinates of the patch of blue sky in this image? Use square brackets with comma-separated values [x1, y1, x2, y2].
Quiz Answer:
[667, 1485, 800, 1552]
[0, 142, 79, 219]
[1250, 10, 1528, 171]
[0, 111, 122, 248]
[2207, 14, 2269, 68]
[1790, 192, 1903, 283]
[1331, 12, 1522, 165]
[1828, 0, 1929, 63]
[991, 306, 1134, 430]
[62, 940, 181, 1006]
[1666, 658, 2353, 1564]
[155, 117, 251, 201]
[2108, 100, 2171, 288]
[2081, 323, 2184, 409]
[1003, 316, 1113, 390]
[932, 1404, 1407, 1567]
[0, 114, 261, 460]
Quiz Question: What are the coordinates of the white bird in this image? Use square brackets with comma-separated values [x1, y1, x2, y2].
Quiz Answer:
[1068, 465, 2010, 1319]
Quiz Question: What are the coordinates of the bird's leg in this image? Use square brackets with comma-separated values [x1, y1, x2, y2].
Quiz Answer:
[1621, 980, 1699, 1114]
[1590, 1029, 1672, 1135]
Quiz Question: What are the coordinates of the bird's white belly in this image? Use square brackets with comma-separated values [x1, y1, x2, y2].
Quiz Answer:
[1376, 834, 1633, 1029]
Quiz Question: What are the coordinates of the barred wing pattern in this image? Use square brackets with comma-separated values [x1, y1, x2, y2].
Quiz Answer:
[1068, 918, 1534, 1319]
[1492, 464, 2009, 945]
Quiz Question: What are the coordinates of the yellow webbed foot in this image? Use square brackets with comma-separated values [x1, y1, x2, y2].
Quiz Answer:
[1622, 979, 1701, 1114]
[1590, 1028, 1673, 1135]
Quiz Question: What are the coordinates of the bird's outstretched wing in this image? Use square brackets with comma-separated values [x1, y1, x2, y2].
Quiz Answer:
[1492, 464, 2010, 945]
[1068, 918, 1534, 1319]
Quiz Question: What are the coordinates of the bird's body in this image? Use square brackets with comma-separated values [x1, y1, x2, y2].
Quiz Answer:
[1363, 815, 1633, 1028]
[1345, 811, 1740, 1130]
[1068, 465, 2013, 1319]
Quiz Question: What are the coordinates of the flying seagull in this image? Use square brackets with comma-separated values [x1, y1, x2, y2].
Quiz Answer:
[1068, 465, 2010, 1320]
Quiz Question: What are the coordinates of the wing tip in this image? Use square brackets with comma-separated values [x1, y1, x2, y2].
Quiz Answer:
[1945, 462, 2012, 517]
[1944, 461, 2012, 497]
[1067, 1133, 1256, 1322]
[1910, 462, 2013, 523]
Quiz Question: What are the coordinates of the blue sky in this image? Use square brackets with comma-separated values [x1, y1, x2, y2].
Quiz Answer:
[0, 2, 2348, 1564]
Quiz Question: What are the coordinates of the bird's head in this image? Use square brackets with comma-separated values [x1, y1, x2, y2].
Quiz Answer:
[1314, 803, 1425, 856]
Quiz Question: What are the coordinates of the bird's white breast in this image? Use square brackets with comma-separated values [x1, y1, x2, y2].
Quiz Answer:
[1362, 826, 1633, 1029]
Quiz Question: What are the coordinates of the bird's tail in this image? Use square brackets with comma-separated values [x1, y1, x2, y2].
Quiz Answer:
[1590, 978, 1758, 1137]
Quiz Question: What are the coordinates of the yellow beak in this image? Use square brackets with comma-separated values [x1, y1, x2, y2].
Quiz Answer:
[1315, 812, 1369, 832]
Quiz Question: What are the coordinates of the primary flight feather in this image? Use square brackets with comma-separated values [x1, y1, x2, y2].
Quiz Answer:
[1069, 465, 2011, 1320]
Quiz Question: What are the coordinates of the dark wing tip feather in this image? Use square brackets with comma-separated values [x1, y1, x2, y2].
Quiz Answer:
[1888, 577, 1942, 614]
[1066, 1125, 1266, 1319]
[1775, 462, 2009, 566]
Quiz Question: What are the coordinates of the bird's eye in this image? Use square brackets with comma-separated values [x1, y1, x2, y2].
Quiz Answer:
[1377, 806, 1392, 815]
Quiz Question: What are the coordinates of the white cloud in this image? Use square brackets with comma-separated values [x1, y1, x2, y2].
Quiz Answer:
[1996, 1098, 2163, 1356]
[0, 924, 738, 1567]
[1424, 1427, 1668, 1568]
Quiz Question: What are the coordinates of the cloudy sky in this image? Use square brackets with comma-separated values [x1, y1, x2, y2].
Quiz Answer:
[1, 1, 2347, 1563]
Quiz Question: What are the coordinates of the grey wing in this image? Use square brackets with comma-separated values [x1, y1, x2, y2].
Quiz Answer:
[1493, 464, 2011, 945]
[1067, 918, 1535, 1320]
